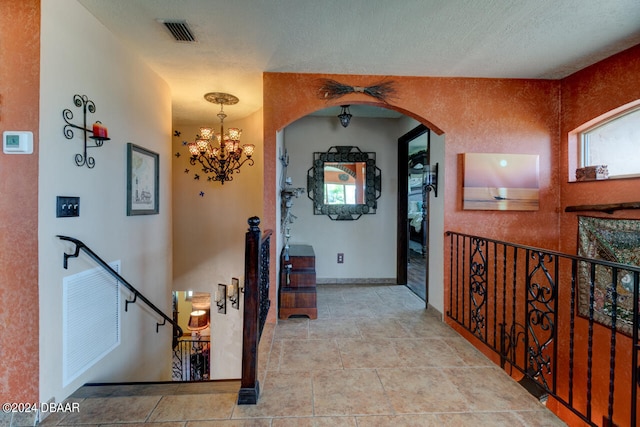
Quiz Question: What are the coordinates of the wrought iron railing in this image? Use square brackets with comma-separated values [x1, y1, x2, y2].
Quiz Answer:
[238, 216, 273, 405]
[172, 338, 210, 381]
[57, 235, 183, 346]
[446, 231, 640, 427]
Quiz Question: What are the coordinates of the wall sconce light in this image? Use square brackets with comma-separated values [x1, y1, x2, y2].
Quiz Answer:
[338, 105, 352, 128]
[231, 277, 244, 294]
[62, 94, 110, 168]
[215, 284, 227, 314]
[228, 277, 240, 310]
[424, 163, 438, 197]
[187, 309, 209, 331]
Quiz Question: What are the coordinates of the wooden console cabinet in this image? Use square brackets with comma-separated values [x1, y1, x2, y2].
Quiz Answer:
[279, 244, 317, 319]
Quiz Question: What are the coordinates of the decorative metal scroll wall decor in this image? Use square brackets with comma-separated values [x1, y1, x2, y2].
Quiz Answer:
[307, 146, 382, 220]
[63, 94, 110, 168]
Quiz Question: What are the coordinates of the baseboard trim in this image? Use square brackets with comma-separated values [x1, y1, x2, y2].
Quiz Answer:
[316, 278, 397, 285]
[426, 303, 444, 320]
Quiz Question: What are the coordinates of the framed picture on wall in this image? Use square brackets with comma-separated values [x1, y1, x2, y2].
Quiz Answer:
[462, 153, 539, 211]
[127, 143, 159, 216]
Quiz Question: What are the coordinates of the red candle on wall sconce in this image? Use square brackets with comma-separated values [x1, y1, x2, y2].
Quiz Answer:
[92, 122, 108, 139]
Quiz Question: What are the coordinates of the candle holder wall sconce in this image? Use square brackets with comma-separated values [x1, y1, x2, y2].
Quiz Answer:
[63, 94, 110, 168]
[215, 283, 227, 314]
[228, 277, 240, 309]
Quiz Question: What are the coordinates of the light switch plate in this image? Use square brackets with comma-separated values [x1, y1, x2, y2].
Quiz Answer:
[57, 196, 80, 218]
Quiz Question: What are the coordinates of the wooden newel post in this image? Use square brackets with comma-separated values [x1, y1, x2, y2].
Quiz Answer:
[238, 216, 262, 404]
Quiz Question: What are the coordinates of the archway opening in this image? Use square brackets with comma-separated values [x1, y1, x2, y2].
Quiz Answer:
[272, 102, 445, 314]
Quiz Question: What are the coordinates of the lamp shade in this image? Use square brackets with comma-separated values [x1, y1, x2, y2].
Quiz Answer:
[187, 309, 209, 331]
[199, 127, 214, 139]
[243, 144, 255, 157]
[227, 128, 241, 141]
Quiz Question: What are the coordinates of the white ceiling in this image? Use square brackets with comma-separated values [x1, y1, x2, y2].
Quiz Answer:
[77, 0, 640, 125]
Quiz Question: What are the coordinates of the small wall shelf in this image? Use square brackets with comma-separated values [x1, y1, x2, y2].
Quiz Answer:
[565, 201, 640, 214]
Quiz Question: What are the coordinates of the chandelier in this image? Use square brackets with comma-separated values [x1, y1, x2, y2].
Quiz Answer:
[187, 92, 255, 184]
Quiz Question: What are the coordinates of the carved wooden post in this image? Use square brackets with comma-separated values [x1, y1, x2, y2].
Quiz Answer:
[238, 216, 261, 404]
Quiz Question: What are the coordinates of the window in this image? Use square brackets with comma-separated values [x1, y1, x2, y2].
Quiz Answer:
[580, 106, 640, 178]
[324, 183, 356, 204]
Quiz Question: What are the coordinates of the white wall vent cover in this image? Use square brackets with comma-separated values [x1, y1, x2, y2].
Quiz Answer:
[63, 261, 120, 386]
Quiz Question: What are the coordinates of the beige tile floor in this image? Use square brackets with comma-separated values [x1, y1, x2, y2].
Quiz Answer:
[36, 284, 567, 426]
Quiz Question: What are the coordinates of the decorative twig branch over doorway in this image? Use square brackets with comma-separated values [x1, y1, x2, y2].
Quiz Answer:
[316, 79, 396, 103]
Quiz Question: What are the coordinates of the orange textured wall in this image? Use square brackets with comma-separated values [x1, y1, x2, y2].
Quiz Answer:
[0, 0, 40, 403]
[263, 73, 561, 320]
[560, 44, 640, 247]
[554, 45, 640, 426]
[265, 73, 561, 241]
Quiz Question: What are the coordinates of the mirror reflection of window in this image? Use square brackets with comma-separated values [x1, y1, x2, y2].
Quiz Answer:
[324, 162, 366, 205]
[308, 146, 381, 220]
[325, 183, 353, 204]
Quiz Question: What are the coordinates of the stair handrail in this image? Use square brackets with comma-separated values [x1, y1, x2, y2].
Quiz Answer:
[56, 235, 183, 341]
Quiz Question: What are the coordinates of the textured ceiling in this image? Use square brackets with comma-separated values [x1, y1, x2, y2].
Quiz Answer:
[77, 0, 640, 124]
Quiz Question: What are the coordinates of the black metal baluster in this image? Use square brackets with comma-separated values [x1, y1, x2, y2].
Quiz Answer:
[456, 235, 462, 324]
[631, 271, 639, 427]
[501, 242, 507, 368]
[448, 232, 454, 319]
[587, 263, 596, 422]
[569, 259, 577, 406]
[607, 267, 618, 425]
[511, 247, 518, 367]
[525, 249, 531, 381]
[552, 257, 562, 395]
[462, 236, 467, 327]
[552, 254, 559, 395]
[493, 241, 498, 349]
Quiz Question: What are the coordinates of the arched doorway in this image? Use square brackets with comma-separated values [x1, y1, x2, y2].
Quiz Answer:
[264, 75, 447, 315]
[274, 104, 444, 311]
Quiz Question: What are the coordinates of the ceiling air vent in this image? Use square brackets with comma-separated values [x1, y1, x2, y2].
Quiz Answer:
[159, 20, 196, 42]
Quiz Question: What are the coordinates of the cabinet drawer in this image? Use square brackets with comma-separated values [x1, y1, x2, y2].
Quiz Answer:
[280, 270, 316, 288]
[283, 255, 315, 271]
[280, 288, 317, 308]
[283, 245, 315, 270]
[287, 271, 316, 288]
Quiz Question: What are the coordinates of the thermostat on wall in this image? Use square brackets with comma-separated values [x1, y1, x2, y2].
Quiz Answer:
[3, 131, 33, 154]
